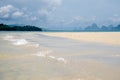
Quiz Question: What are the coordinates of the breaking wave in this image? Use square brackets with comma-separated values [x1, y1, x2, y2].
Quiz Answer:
[12, 39, 28, 46]
[3, 35, 68, 64]
[3, 35, 14, 41]
[32, 52, 67, 63]
[3, 35, 28, 46]
[111, 54, 120, 57]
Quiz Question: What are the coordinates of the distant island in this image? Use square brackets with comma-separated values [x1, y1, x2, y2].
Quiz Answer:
[0, 23, 42, 31]
[84, 23, 120, 32]
[0, 23, 120, 32]
[44, 23, 120, 32]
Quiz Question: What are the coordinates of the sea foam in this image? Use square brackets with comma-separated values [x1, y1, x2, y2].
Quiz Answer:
[32, 53, 46, 57]
[49, 56, 56, 59]
[33, 52, 67, 63]
[111, 54, 120, 57]
[13, 39, 28, 46]
[3, 35, 14, 41]
[57, 57, 67, 63]
[48, 55, 67, 63]
[3, 35, 29, 46]
[32, 49, 52, 58]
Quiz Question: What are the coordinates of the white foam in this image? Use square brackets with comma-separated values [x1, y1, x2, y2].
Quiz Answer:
[26, 43, 39, 48]
[34, 44, 39, 47]
[45, 50, 52, 54]
[57, 57, 67, 63]
[3, 35, 28, 46]
[32, 53, 46, 57]
[13, 39, 28, 46]
[33, 53, 68, 63]
[111, 54, 120, 57]
[3, 35, 14, 41]
[49, 56, 56, 59]
[48, 56, 68, 63]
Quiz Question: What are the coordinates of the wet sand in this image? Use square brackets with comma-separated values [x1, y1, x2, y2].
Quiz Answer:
[0, 32, 120, 80]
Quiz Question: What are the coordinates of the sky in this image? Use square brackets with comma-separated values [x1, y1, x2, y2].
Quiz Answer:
[0, 0, 120, 29]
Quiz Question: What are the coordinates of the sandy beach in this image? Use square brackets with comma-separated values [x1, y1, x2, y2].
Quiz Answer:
[41, 32, 120, 45]
[0, 32, 120, 80]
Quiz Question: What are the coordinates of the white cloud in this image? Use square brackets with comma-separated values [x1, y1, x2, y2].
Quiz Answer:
[37, 0, 63, 19]
[73, 16, 96, 21]
[38, 9, 49, 17]
[12, 11, 24, 18]
[0, 0, 63, 26]
[0, 5, 15, 13]
[44, 0, 62, 6]
[109, 14, 120, 23]
[0, 5, 15, 18]
[30, 16, 38, 21]
[2, 14, 9, 18]
[109, 17, 120, 23]
[0, 5, 24, 19]
[0, 5, 29, 21]
[73, 16, 84, 21]
[50, 0, 62, 6]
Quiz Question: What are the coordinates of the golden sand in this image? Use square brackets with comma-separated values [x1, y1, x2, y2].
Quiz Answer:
[41, 32, 120, 45]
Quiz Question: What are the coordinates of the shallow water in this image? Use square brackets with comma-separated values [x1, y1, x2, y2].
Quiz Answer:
[0, 32, 120, 80]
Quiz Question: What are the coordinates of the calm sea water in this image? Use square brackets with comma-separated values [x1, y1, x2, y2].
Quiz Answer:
[0, 32, 120, 80]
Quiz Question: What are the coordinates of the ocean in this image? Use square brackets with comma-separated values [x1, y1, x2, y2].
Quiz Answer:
[0, 31, 120, 80]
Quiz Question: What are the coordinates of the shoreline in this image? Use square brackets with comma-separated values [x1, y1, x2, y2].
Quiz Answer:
[41, 32, 120, 45]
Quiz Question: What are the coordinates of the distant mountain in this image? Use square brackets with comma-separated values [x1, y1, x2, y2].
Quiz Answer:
[84, 23, 120, 31]
[42, 23, 120, 32]
[112, 24, 120, 31]
[0, 23, 42, 31]
[85, 23, 100, 31]
[100, 24, 120, 31]
[101, 25, 108, 31]
[107, 25, 114, 30]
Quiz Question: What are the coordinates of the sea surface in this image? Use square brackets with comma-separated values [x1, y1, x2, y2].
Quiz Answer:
[0, 31, 120, 80]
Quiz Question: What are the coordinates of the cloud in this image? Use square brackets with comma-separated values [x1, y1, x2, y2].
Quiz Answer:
[113, 14, 119, 17]
[0, 0, 63, 26]
[109, 17, 120, 23]
[0, 5, 15, 13]
[30, 16, 38, 21]
[12, 11, 24, 18]
[2, 14, 9, 18]
[73, 16, 85, 21]
[0, 5, 24, 19]
[38, 9, 50, 17]
[44, 0, 62, 6]
[38, 0, 62, 16]
[108, 14, 120, 24]
[0, 4, 37, 23]
[0, 5, 14, 19]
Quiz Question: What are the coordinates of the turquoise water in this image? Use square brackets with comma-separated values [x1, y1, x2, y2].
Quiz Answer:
[0, 32, 120, 80]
